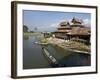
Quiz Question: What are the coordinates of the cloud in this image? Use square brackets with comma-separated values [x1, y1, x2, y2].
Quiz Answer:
[50, 19, 69, 27]
[50, 19, 91, 28]
[82, 19, 91, 27]
[50, 23, 58, 27]
[50, 22, 59, 28]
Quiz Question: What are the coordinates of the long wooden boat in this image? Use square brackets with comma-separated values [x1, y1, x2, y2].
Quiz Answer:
[42, 47, 58, 65]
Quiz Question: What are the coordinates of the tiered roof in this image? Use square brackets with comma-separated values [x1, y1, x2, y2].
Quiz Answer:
[60, 21, 69, 26]
[71, 17, 84, 27]
[55, 17, 90, 35]
[67, 27, 90, 35]
[56, 21, 71, 33]
[71, 17, 83, 24]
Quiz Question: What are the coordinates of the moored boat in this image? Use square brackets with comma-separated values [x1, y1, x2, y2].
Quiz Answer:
[42, 47, 58, 65]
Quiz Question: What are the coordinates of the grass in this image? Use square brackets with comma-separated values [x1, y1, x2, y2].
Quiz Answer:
[62, 41, 90, 52]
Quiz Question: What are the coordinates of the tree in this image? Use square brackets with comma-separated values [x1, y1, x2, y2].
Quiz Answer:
[30, 31, 34, 33]
[23, 25, 28, 32]
[34, 27, 38, 32]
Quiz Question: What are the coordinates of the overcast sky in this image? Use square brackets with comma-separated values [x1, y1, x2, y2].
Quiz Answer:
[23, 10, 91, 32]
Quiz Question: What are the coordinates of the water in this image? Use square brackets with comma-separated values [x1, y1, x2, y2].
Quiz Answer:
[23, 35, 90, 69]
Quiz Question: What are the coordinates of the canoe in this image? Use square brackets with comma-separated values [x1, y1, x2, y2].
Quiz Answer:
[42, 47, 58, 65]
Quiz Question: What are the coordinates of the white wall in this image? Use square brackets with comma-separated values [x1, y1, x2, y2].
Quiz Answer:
[0, 0, 99, 80]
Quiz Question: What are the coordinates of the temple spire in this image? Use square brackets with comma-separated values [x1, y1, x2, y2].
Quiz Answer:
[71, 17, 83, 24]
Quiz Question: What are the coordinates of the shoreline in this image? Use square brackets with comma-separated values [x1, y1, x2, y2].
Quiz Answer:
[47, 37, 90, 54]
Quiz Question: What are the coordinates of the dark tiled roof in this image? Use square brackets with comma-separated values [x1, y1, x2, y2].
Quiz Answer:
[60, 21, 68, 25]
[67, 27, 90, 35]
[56, 30, 70, 33]
[71, 17, 83, 24]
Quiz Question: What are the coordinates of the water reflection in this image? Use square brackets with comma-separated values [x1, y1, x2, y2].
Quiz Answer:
[58, 53, 90, 67]
[23, 35, 29, 40]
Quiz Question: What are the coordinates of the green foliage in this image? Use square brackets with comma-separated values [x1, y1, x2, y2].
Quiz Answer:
[23, 25, 28, 32]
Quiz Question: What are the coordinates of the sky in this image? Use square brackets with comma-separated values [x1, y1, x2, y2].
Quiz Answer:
[23, 10, 91, 32]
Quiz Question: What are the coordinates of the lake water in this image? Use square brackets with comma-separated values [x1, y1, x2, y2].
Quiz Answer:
[23, 35, 90, 69]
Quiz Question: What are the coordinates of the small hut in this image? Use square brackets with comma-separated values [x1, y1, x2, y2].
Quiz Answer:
[54, 21, 71, 39]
